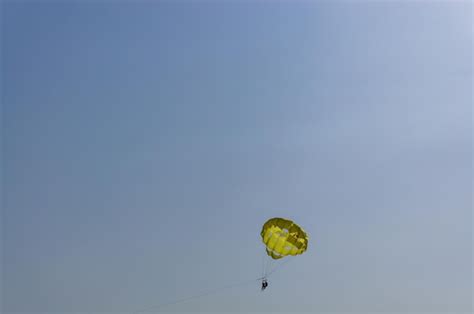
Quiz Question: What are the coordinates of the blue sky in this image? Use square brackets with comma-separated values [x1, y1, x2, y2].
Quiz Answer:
[2, 1, 472, 313]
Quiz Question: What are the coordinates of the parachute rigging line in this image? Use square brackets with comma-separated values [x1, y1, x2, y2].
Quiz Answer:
[265, 256, 294, 277]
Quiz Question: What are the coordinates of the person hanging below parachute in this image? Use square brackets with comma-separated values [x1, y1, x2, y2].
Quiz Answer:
[260, 217, 309, 291]
[132, 217, 310, 313]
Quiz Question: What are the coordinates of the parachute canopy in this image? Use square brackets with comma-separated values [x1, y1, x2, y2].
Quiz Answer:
[260, 217, 309, 260]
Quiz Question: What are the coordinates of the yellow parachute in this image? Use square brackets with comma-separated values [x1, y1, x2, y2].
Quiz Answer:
[260, 217, 309, 260]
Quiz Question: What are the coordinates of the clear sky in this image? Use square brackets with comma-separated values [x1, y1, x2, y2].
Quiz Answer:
[2, 1, 472, 313]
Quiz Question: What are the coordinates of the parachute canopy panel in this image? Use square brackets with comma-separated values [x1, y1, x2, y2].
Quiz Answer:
[260, 217, 309, 260]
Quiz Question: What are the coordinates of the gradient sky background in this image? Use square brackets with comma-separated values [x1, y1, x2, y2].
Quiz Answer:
[2, 1, 472, 313]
